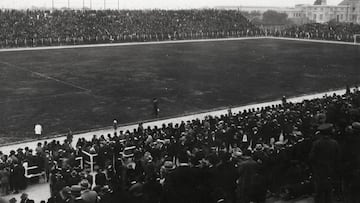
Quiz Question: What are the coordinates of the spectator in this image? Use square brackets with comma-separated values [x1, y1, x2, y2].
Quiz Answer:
[275, 22, 360, 42]
[10, 160, 25, 194]
[310, 123, 340, 203]
[80, 180, 98, 203]
[153, 98, 159, 118]
[8, 198, 16, 203]
[0, 9, 259, 48]
[35, 124, 42, 139]
[70, 185, 83, 203]
[2, 85, 360, 202]
[237, 149, 266, 203]
[0, 164, 10, 195]
[19, 193, 34, 203]
[95, 168, 107, 187]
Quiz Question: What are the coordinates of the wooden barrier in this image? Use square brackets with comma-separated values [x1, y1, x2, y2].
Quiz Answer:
[23, 162, 46, 182]
[81, 150, 98, 174]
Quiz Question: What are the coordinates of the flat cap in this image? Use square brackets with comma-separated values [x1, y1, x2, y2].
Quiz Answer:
[317, 123, 333, 131]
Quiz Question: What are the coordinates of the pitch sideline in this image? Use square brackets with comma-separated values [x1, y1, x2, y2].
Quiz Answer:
[0, 36, 359, 53]
[267, 36, 360, 46]
[0, 36, 267, 53]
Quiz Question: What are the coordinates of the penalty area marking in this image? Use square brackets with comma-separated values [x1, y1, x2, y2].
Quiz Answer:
[0, 92, 87, 104]
[0, 61, 91, 93]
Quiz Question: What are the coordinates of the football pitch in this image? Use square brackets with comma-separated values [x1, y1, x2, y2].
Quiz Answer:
[0, 38, 359, 144]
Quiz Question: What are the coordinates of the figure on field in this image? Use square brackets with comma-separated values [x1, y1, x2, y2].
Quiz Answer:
[153, 98, 159, 117]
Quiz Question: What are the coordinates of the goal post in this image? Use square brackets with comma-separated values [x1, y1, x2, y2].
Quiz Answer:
[354, 34, 360, 44]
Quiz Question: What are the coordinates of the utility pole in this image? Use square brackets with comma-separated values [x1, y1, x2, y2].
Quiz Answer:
[104, 0, 106, 10]
[90, 0, 92, 10]
[118, 0, 120, 10]
[68, 0, 70, 9]
[83, 0, 85, 10]
[52, 0, 54, 10]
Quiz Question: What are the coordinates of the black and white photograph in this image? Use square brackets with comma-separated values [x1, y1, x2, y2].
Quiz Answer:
[0, 0, 359, 202]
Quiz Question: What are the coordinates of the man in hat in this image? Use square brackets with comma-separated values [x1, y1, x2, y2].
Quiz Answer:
[129, 181, 144, 203]
[213, 152, 238, 203]
[237, 149, 266, 203]
[11, 160, 26, 193]
[95, 168, 107, 187]
[0, 164, 10, 195]
[342, 122, 360, 202]
[163, 153, 200, 203]
[19, 193, 34, 203]
[310, 123, 340, 203]
[80, 180, 98, 203]
[160, 160, 175, 180]
[9, 198, 17, 203]
[59, 186, 72, 203]
[70, 185, 84, 203]
[153, 98, 159, 117]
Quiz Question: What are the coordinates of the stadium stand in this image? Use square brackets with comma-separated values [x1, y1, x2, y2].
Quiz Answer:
[1, 8, 360, 203]
[269, 22, 360, 42]
[1, 9, 360, 49]
[1, 86, 360, 202]
[0, 9, 260, 48]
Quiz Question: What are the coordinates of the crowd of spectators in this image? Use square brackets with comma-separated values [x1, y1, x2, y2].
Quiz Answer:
[1, 86, 360, 203]
[0, 9, 260, 48]
[270, 22, 360, 42]
[1, 9, 360, 49]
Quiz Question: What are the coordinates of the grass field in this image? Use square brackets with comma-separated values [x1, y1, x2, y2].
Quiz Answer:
[0, 38, 359, 144]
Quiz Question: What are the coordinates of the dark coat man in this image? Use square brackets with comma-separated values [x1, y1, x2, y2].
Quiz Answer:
[11, 162, 26, 193]
[213, 153, 238, 203]
[342, 122, 360, 202]
[20, 193, 35, 203]
[309, 124, 340, 203]
[95, 170, 107, 187]
[163, 155, 200, 203]
[237, 151, 266, 203]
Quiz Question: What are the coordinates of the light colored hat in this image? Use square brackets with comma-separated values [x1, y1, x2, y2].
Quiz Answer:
[20, 193, 28, 199]
[163, 161, 175, 169]
[80, 179, 90, 190]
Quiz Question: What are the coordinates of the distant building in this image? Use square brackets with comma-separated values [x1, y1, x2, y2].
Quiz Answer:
[216, 0, 360, 24]
[314, 0, 327, 5]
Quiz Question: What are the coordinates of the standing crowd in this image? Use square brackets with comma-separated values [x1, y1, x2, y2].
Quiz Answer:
[268, 22, 360, 42]
[1, 9, 360, 49]
[0, 86, 360, 203]
[0, 9, 260, 48]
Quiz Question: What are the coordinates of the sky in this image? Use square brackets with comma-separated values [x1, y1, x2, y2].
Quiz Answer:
[0, 0, 344, 10]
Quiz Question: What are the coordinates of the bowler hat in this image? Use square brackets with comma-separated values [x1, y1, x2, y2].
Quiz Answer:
[71, 185, 82, 197]
[317, 123, 333, 132]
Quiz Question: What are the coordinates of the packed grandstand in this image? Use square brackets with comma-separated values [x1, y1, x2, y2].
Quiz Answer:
[0, 7, 360, 203]
[0, 9, 360, 48]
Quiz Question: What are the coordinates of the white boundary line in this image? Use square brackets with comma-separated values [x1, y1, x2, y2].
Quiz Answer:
[0, 36, 359, 53]
[0, 37, 267, 53]
[0, 61, 91, 92]
[267, 36, 360, 46]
